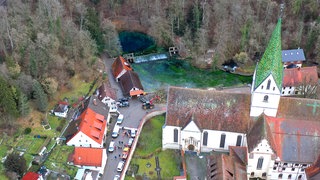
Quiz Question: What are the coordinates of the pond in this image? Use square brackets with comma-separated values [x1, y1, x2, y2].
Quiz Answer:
[119, 31, 155, 53]
[132, 58, 253, 92]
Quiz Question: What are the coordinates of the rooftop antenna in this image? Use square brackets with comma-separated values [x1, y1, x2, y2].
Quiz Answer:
[279, 2, 285, 19]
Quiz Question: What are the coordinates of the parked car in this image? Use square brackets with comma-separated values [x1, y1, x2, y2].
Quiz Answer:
[121, 147, 130, 160]
[117, 101, 129, 107]
[127, 138, 134, 147]
[108, 140, 115, 152]
[116, 114, 124, 124]
[128, 129, 136, 138]
[118, 97, 130, 102]
[112, 125, 121, 138]
[113, 175, 120, 180]
[117, 161, 125, 172]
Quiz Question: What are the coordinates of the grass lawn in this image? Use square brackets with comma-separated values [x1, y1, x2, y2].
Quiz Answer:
[126, 115, 180, 179]
[44, 145, 77, 177]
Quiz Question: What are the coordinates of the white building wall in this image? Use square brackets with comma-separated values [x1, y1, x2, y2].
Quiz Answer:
[281, 86, 296, 96]
[162, 125, 181, 150]
[250, 75, 281, 117]
[247, 139, 275, 180]
[66, 132, 101, 148]
[116, 69, 127, 81]
[270, 162, 309, 180]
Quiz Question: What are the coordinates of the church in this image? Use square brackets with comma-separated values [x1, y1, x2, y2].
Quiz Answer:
[162, 18, 320, 180]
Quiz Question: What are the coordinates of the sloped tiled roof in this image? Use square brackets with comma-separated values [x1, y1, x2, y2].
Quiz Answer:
[254, 19, 283, 90]
[247, 115, 277, 153]
[111, 56, 132, 78]
[282, 49, 306, 62]
[266, 112, 320, 163]
[119, 70, 144, 96]
[166, 87, 253, 133]
[79, 95, 109, 117]
[78, 108, 106, 144]
[229, 146, 248, 165]
[97, 81, 117, 101]
[71, 147, 103, 167]
[306, 155, 320, 179]
[283, 66, 318, 87]
[22, 172, 40, 180]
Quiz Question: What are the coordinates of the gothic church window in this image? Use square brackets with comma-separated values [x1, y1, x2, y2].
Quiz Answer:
[257, 157, 264, 170]
[267, 80, 271, 90]
[219, 134, 226, 148]
[236, 135, 242, 146]
[203, 131, 208, 146]
[174, 129, 178, 142]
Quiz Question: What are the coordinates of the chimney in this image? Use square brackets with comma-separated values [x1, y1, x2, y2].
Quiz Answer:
[93, 98, 97, 105]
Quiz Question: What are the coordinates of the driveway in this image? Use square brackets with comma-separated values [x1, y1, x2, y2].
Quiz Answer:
[101, 54, 163, 180]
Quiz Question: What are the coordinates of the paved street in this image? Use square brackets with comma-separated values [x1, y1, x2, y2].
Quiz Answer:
[101, 54, 163, 180]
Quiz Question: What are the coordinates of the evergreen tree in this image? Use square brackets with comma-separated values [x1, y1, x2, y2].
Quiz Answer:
[4, 153, 27, 177]
[32, 80, 48, 112]
[16, 89, 30, 116]
[0, 77, 19, 121]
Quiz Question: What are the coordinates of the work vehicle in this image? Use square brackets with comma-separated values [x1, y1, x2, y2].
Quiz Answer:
[141, 96, 160, 110]
[121, 147, 130, 160]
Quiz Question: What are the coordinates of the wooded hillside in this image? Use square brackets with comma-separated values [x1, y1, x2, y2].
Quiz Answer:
[0, 0, 319, 127]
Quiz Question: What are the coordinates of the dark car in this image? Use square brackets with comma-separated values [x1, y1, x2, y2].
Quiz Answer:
[117, 101, 129, 107]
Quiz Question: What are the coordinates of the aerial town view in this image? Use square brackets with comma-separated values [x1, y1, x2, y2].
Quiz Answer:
[1, 0, 320, 180]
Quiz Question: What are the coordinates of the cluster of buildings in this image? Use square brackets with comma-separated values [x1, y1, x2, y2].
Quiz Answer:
[162, 18, 320, 180]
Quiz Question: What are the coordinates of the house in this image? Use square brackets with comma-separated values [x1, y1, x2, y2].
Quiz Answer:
[162, 18, 320, 180]
[111, 56, 133, 81]
[282, 49, 306, 69]
[22, 172, 43, 180]
[64, 96, 108, 148]
[68, 147, 107, 176]
[118, 70, 144, 97]
[74, 169, 100, 180]
[206, 146, 247, 179]
[51, 101, 69, 118]
[281, 66, 318, 96]
[95, 81, 117, 107]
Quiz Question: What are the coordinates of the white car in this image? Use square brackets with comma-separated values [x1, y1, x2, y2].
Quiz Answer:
[117, 161, 125, 172]
[113, 175, 120, 180]
[117, 114, 124, 124]
[128, 138, 134, 147]
[129, 129, 136, 138]
[108, 141, 115, 152]
[112, 125, 121, 138]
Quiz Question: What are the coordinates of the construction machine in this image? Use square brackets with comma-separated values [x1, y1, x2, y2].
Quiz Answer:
[141, 96, 160, 110]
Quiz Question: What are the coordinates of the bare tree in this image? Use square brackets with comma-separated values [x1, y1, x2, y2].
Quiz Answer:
[295, 77, 319, 99]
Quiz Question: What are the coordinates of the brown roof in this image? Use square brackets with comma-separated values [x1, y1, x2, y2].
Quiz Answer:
[207, 150, 247, 180]
[97, 81, 117, 101]
[247, 115, 277, 153]
[282, 66, 318, 87]
[119, 70, 144, 96]
[79, 95, 109, 117]
[306, 155, 320, 179]
[166, 87, 253, 133]
[229, 146, 248, 165]
[111, 56, 132, 78]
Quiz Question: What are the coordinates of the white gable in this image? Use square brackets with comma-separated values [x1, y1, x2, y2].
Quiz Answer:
[254, 74, 281, 94]
[182, 120, 200, 132]
[66, 131, 101, 148]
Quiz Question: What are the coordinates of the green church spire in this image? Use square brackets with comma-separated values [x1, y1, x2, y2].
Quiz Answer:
[254, 19, 283, 90]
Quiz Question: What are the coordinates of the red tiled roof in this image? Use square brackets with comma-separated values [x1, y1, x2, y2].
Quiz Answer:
[72, 147, 103, 167]
[111, 56, 132, 78]
[78, 108, 106, 144]
[166, 87, 253, 133]
[282, 66, 318, 87]
[266, 114, 320, 163]
[22, 172, 40, 180]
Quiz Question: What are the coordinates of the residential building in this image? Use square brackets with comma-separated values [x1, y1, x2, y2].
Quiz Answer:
[118, 70, 144, 97]
[282, 49, 306, 69]
[111, 56, 133, 82]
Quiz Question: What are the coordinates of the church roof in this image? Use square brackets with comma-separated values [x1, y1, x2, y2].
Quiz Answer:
[165, 87, 252, 133]
[254, 19, 283, 90]
[247, 115, 277, 153]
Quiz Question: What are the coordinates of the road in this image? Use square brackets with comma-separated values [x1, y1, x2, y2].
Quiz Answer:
[101, 54, 163, 180]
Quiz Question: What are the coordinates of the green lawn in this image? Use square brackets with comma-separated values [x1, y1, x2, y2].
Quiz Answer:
[126, 115, 180, 179]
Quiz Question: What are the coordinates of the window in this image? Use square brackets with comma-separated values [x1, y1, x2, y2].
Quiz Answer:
[263, 95, 269, 102]
[250, 172, 254, 177]
[278, 174, 283, 179]
[261, 85, 264, 89]
[288, 91, 291, 94]
[262, 172, 267, 177]
[267, 80, 271, 90]
[298, 175, 302, 179]
[288, 174, 292, 179]
[236, 135, 242, 146]
[173, 129, 178, 142]
[273, 87, 275, 91]
[219, 134, 226, 148]
[291, 168, 295, 171]
[257, 157, 264, 170]
[203, 131, 208, 146]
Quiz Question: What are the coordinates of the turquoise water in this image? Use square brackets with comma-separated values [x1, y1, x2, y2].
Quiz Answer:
[119, 31, 155, 53]
[132, 59, 253, 92]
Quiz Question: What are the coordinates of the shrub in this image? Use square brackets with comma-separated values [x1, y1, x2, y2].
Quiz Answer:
[24, 127, 32, 134]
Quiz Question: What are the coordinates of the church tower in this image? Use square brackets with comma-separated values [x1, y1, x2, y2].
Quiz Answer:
[250, 19, 283, 117]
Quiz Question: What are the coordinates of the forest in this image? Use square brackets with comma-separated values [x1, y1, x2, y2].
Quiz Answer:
[0, 0, 319, 129]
